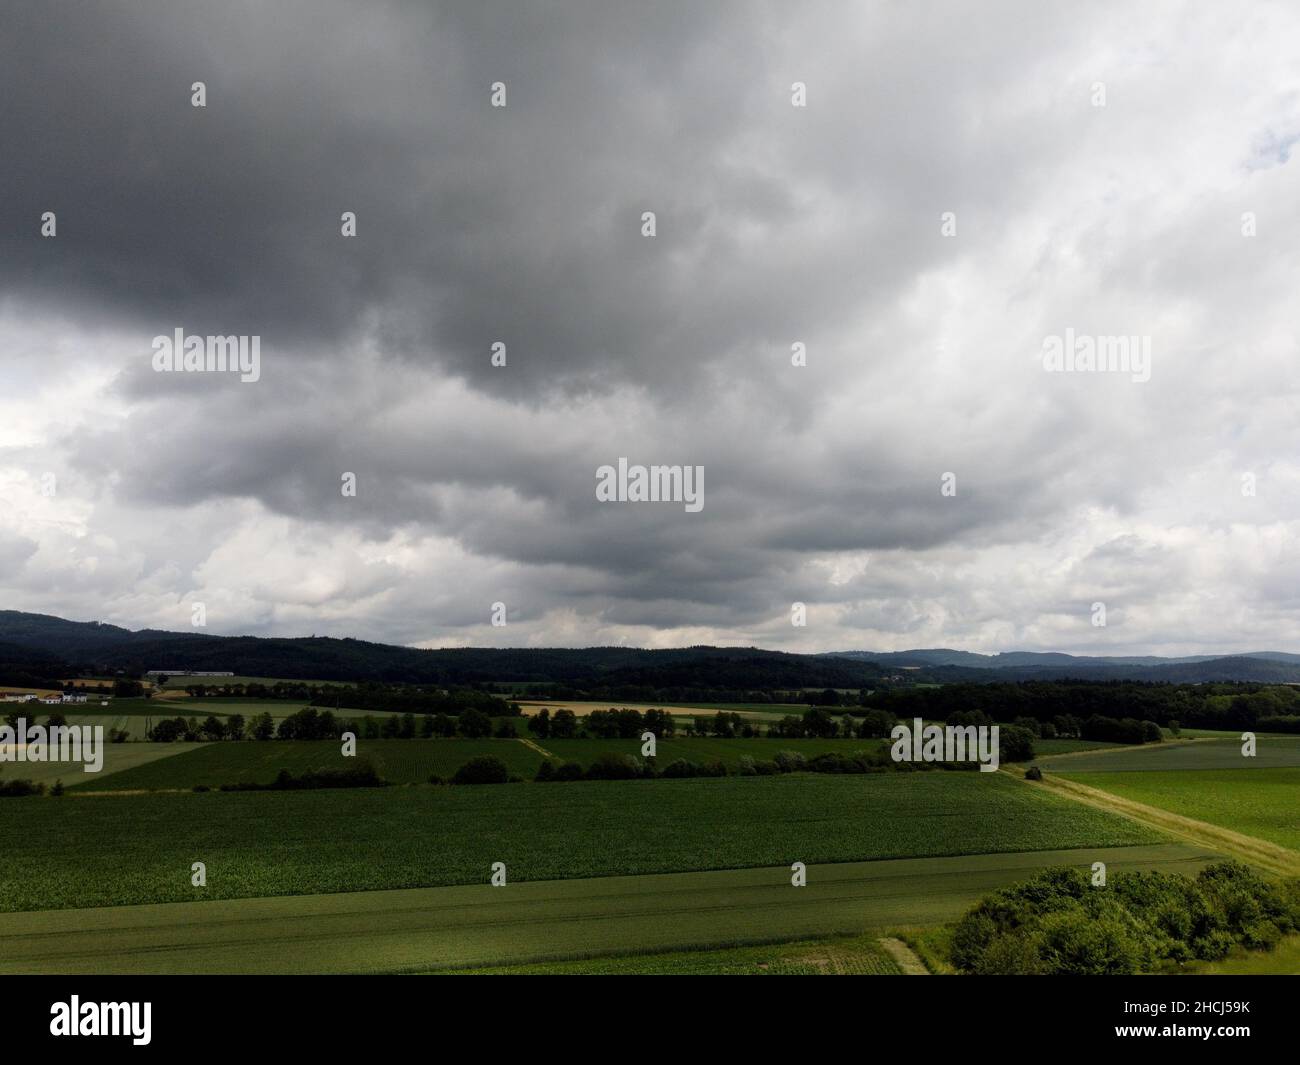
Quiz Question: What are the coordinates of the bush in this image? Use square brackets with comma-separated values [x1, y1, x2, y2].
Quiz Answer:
[774, 750, 807, 773]
[0, 779, 45, 797]
[660, 759, 702, 779]
[534, 759, 557, 782]
[451, 755, 510, 785]
[736, 755, 757, 776]
[1024, 765, 1043, 781]
[584, 753, 644, 780]
[553, 761, 585, 781]
[50, 779, 64, 797]
[951, 861, 1300, 975]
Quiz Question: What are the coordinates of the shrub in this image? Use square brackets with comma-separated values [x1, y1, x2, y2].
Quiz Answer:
[773, 750, 807, 773]
[0, 779, 45, 797]
[660, 759, 702, 779]
[553, 761, 585, 781]
[951, 861, 1300, 975]
[1024, 765, 1043, 781]
[736, 755, 757, 776]
[584, 753, 643, 781]
[534, 759, 557, 782]
[451, 755, 510, 785]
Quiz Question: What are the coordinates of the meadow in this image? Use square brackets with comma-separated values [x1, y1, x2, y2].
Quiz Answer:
[0, 772, 1160, 913]
[1063, 767, 1300, 851]
[1039, 735, 1300, 773]
[0, 742, 192, 789]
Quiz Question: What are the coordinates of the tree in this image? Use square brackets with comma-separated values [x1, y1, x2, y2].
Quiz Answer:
[528, 708, 551, 739]
[200, 715, 226, 741]
[226, 714, 246, 741]
[451, 755, 509, 785]
[458, 709, 492, 739]
[550, 709, 577, 739]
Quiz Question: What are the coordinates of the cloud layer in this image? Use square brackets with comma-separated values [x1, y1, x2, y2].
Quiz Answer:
[2, 1, 1300, 653]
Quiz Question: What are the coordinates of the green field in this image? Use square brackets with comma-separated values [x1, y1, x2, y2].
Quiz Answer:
[1040, 736, 1300, 773]
[1032, 738, 1126, 755]
[71, 739, 545, 791]
[450, 934, 903, 975]
[0, 772, 1160, 912]
[1064, 767, 1300, 851]
[0, 742, 193, 789]
[0, 844, 1212, 974]
[537, 735, 890, 767]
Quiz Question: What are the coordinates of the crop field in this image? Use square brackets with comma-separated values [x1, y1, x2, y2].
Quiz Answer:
[1039, 735, 1300, 773]
[0, 843, 1212, 975]
[1063, 768, 1300, 851]
[538, 736, 890, 766]
[71, 738, 546, 791]
[453, 933, 904, 975]
[0, 742, 193, 789]
[0, 772, 1160, 913]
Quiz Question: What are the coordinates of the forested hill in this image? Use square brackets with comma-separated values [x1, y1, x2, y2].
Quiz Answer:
[0, 611, 890, 687]
[6, 610, 1300, 687]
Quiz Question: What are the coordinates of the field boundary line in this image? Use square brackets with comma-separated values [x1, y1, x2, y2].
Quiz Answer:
[1037, 738, 1216, 763]
[515, 736, 554, 759]
[1008, 769, 1300, 878]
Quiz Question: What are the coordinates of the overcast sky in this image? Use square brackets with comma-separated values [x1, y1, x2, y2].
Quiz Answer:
[2, 1, 1299, 655]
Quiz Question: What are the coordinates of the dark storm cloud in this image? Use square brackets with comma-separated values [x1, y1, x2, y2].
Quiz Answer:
[5, 1, 1299, 651]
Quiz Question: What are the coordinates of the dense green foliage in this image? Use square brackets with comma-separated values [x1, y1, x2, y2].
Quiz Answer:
[951, 861, 1300, 974]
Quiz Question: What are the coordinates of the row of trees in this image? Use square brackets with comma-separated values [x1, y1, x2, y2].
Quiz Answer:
[147, 706, 513, 742]
[864, 680, 1300, 731]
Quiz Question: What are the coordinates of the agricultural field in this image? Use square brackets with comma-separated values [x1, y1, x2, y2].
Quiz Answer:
[0, 742, 193, 789]
[1038, 735, 1300, 773]
[0, 843, 1210, 975]
[1063, 768, 1300, 851]
[451, 934, 904, 975]
[537, 735, 888, 767]
[0, 772, 1160, 913]
[71, 738, 546, 791]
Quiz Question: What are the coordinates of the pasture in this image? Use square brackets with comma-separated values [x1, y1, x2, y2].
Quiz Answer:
[0, 772, 1160, 913]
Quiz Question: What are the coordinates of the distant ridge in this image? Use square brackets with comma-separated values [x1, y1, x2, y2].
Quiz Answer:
[3, 610, 1300, 685]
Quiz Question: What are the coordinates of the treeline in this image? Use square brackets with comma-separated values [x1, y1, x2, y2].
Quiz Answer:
[176, 680, 510, 717]
[146, 706, 518, 742]
[952, 861, 1300, 974]
[864, 680, 1300, 731]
